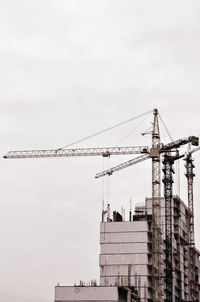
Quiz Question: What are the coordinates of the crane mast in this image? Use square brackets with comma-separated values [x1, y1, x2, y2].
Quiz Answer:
[151, 109, 163, 302]
[185, 152, 196, 301]
[185, 153, 195, 247]
[162, 152, 184, 302]
[161, 146, 199, 302]
[162, 154, 174, 302]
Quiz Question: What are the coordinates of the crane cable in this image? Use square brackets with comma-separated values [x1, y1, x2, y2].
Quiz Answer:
[158, 113, 173, 142]
[159, 113, 180, 196]
[102, 157, 105, 208]
[116, 111, 152, 145]
[58, 110, 153, 150]
[159, 120, 167, 144]
[106, 157, 110, 205]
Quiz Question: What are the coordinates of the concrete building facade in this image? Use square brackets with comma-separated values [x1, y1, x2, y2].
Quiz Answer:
[55, 195, 200, 302]
[99, 196, 200, 302]
[100, 219, 150, 299]
[55, 286, 139, 302]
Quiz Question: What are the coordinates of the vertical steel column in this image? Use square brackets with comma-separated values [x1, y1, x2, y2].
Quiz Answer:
[162, 154, 174, 302]
[151, 109, 162, 302]
[185, 154, 196, 301]
[185, 154, 195, 247]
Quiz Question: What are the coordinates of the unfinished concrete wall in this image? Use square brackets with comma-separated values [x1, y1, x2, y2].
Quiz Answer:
[100, 220, 150, 301]
[54, 286, 139, 302]
[55, 286, 119, 302]
[100, 196, 200, 302]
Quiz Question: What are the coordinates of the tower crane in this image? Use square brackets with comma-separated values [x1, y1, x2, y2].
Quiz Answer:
[162, 145, 200, 302]
[160, 145, 200, 302]
[184, 146, 200, 248]
[3, 109, 199, 302]
[96, 136, 199, 302]
[184, 146, 200, 301]
[4, 109, 164, 302]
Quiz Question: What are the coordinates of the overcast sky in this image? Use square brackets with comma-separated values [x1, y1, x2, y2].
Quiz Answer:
[1, 1, 200, 302]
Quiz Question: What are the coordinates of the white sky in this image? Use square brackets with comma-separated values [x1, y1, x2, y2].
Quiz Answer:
[1, 1, 200, 301]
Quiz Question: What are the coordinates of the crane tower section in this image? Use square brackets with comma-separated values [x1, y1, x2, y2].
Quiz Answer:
[150, 109, 163, 302]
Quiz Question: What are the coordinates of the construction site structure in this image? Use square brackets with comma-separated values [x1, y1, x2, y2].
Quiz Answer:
[54, 196, 200, 302]
[4, 109, 200, 302]
[55, 285, 140, 302]
[151, 109, 162, 302]
[101, 197, 200, 302]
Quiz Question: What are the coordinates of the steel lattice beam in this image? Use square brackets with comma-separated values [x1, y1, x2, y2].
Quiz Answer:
[162, 154, 174, 302]
[4, 146, 150, 159]
[151, 109, 163, 302]
[95, 154, 150, 178]
[185, 154, 196, 301]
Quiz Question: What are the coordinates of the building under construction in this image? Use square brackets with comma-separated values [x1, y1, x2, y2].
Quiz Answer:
[55, 196, 200, 302]
[3, 109, 200, 302]
[100, 197, 200, 301]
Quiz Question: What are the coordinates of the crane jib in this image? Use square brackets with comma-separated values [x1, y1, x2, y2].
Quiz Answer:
[3, 146, 150, 159]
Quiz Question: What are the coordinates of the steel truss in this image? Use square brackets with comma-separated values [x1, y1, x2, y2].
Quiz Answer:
[151, 109, 163, 302]
[162, 154, 174, 302]
[185, 154, 196, 301]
